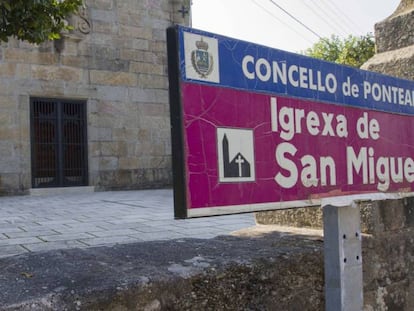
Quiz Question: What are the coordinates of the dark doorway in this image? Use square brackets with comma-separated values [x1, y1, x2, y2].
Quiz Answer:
[30, 98, 88, 188]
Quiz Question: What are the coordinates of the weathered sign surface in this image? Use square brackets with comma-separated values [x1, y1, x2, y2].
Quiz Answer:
[167, 25, 414, 218]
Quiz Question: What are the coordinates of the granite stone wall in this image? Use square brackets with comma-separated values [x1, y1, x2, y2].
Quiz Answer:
[361, 0, 414, 80]
[0, 0, 190, 194]
[362, 198, 414, 310]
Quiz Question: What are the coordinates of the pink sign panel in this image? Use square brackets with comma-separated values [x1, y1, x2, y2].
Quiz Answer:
[167, 26, 414, 218]
[182, 83, 414, 216]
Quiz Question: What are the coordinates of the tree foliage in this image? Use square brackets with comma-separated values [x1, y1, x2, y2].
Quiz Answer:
[0, 0, 82, 44]
[304, 33, 375, 68]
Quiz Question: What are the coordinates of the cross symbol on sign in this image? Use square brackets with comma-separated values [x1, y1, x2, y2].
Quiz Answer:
[235, 154, 245, 177]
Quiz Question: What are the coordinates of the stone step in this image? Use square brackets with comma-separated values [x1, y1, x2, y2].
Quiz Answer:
[29, 186, 95, 196]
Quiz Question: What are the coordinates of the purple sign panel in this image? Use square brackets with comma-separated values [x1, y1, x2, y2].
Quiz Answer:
[167, 26, 414, 218]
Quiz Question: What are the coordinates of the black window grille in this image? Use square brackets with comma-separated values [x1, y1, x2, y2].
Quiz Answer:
[30, 98, 88, 188]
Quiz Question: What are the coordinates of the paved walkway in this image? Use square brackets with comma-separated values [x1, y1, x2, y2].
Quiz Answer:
[0, 189, 256, 258]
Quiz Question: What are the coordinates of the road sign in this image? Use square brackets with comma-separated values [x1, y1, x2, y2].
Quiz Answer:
[167, 25, 414, 219]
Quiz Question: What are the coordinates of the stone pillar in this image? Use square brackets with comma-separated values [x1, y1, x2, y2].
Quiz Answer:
[361, 0, 414, 79]
[362, 198, 414, 310]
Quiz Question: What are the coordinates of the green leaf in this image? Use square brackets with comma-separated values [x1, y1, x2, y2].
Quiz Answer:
[0, 0, 82, 43]
[304, 33, 375, 68]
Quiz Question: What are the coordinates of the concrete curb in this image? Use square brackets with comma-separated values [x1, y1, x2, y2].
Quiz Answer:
[0, 231, 323, 310]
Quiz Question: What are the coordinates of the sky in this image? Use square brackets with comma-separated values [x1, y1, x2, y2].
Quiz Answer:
[191, 0, 401, 53]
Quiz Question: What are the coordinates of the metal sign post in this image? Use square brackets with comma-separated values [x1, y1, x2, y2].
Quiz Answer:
[323, 202, 363, 311]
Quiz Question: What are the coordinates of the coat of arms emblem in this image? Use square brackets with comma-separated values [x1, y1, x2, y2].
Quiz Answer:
[191, 37, 214, 78]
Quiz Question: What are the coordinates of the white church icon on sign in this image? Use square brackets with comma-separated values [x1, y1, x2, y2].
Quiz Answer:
[217, 128, 255, 183]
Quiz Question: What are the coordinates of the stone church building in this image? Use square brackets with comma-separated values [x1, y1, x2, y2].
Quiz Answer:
[0, 0, 190, 194]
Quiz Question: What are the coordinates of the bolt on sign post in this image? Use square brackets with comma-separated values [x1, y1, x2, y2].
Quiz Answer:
[167, 25, 414, 311]
[167, 25, 414, 219]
